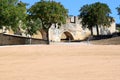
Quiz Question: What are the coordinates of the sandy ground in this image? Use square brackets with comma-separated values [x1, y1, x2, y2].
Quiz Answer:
[0, 44, 120, 80]
[90, 37, 120, 45]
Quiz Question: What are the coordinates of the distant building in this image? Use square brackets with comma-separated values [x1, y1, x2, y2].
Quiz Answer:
[0, 16, 116, 42]
[49, 16, 116, 42]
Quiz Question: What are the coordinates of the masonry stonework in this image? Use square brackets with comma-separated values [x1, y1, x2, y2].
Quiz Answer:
[0, 33, 47, 45]
[0, 16, 116, 43]
[49, 16, 116, 42]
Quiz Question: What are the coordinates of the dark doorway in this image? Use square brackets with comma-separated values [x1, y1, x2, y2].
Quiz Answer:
[61, 31, 74, 42]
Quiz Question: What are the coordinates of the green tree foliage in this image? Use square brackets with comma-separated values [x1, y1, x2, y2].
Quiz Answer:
[28, 0, 68, 43]
[25, 18, 42, 36]
[0, 0, 27, 33]
[116, 6, 120, 32]
[79, 2, 113, 35]
[116, 6, 120, 22]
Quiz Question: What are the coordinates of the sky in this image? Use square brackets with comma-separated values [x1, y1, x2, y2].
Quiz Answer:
[21, 0, 120, 23]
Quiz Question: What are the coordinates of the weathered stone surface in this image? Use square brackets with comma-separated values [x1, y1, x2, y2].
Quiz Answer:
[49, 16, 116, 42]
[0, 16, 116, 42]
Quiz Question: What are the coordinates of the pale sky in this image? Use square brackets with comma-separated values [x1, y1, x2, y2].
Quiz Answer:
[21, 0, 120, 23]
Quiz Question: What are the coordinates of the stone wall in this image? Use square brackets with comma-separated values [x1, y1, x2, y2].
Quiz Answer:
[49, 16, 116, 42]
[0, 33, 47, 45]
[0, 16, 116, 43]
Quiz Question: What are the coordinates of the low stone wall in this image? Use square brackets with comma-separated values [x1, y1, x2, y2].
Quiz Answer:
[0, 33, 47, 45]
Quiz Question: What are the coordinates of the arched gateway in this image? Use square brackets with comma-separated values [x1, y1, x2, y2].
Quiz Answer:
[49, 16, 116, 42]
[61, 31, 74, 41]
[49, 23, 90, 42]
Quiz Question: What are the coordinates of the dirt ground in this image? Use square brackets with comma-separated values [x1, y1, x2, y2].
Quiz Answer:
[90, 36, 120, 45]
[0, 44, 120, 80]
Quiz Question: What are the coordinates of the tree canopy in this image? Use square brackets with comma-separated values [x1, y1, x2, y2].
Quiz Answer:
[28, 0, 68, 42]
[28, 0, 68, 31]
[0, 0, 27, 33]
[116, 6, 120, 21]
[25, 18, 42, 36]
[79, 2, 113, 35]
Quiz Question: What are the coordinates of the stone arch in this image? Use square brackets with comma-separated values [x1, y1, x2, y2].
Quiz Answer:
[60, 31, 74, 41]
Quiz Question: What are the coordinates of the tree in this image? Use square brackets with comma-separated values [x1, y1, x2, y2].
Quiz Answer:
[79, 2, 113, 36]
[25, 18, 42, 37]
[12, 1, 27, 34]
[0, 0, 27, 33]
[28, 0, 68, 44]
[117, 5, 120, 22]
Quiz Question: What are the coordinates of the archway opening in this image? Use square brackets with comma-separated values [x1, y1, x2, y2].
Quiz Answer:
[61, 31, 74, 42]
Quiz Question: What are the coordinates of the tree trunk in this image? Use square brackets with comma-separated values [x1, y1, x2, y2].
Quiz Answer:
[96, 25, 99, 36]
[90, 27, 93, 36]
[40, 29, 50, 44]
[40, 29, 47, 40]
[40, 21, 51, 44]
[46, 31, 50, 44]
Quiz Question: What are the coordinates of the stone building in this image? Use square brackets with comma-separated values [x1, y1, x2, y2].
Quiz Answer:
[0, 16, 116, 42]
[49, 16, 116, 42]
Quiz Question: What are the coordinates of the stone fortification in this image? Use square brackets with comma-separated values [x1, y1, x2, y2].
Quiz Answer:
[49, 16, 116, 42]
